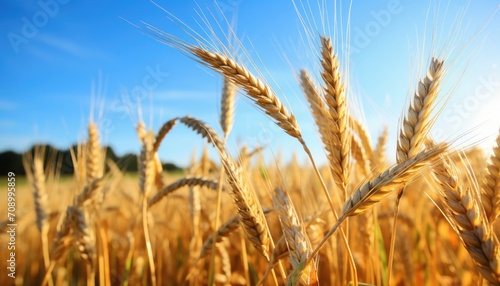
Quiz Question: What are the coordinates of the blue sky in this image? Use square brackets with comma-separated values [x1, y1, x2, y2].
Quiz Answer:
[1, 0, 500, 167]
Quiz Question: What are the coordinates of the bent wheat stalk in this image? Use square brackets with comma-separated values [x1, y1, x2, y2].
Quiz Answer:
[148, 177, 222, 207]
[153, 118, 178, 153]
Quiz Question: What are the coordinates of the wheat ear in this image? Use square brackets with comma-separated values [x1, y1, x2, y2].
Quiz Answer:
[388, 58, 444, 283]
[75, 178, 104, 207]
[153, 118, 178, 153]
[200, 215, 240, 258]
[308, 144, 447, 261]
[397, 58, 444, 162]
[220, 152, 271, 260]
[139, 131, 157, 286]
[43, 207, 75, 286]
[350, 116, 374, 160]
[148, 177, 222, 207]
[86, 122, 101, 181]
[482, 129, 500, 223]
[320, 36, 350, 200]
[179, 115, 225, 151]
[273, 187, 317, 286]
[30, 156, 49, 233]
[433, 157, 500, 285]
[188, 47, 302, 139]
[371, 127, 389, 171]
[351, 135, 371, 176]
[139, 132, 155, 197]
[299, 69, 338, 172]
[345, 143, 446, 216]
[220, 77, 237, 139]
[70, 206, 96, 268]
[212, 77, 237, 283]
[24, 151, 52, 285]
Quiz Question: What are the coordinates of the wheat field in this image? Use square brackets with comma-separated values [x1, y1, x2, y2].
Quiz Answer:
[2, 1, 500, 286]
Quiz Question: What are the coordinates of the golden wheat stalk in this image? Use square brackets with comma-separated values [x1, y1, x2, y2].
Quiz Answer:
[137, 130, 157, 286]
[30, 156, 49, 233]
[432, 156, 500, 285]
[24, 149, 52, 285]
[320, 36, 350, 200]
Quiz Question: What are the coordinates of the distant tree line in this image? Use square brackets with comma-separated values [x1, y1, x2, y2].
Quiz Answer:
[0, 145, 182, 176]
